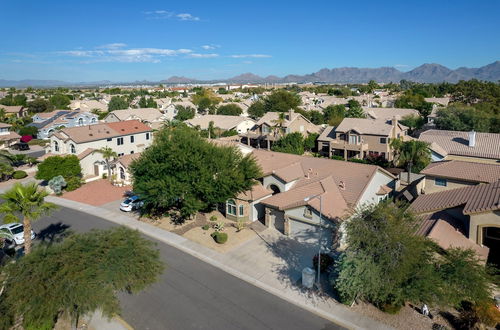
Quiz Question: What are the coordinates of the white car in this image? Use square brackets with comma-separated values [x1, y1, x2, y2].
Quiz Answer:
[0, 223, 36, 246]
[120, 195, 144, 212]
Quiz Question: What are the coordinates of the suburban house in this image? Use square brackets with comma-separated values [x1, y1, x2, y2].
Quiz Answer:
[362, 107, 420, 121]
[104, 108, 166, 130]
[424, 97, 450, 125]
[419, 129, 500, 164]
[241, 110, 321, 149]
[29, 110, 99, 139]
[113, 152, 142, 185]
[162, 100, 197, 121]
[225, 149, 397, 246]
[69, 99, 108, 112]
[420, 160, 500, 194]
[49, 120, 153, 178]
[410, 180, 500, 264]
[0, 123, 20, 149]
[185, 115, 256, 134]
[0, 105, 27, 118]
[317, 117, 409, 161]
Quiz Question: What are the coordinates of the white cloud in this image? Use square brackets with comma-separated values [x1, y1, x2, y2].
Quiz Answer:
[60, 47, 194, 63]
[229, 54, 272, 58]
[97, 43, 127, 49]
[201, 45, 219, 50]
[144, 10, 200, 21]
[176, 13, 200, 21]
[188, 53, 219, 58]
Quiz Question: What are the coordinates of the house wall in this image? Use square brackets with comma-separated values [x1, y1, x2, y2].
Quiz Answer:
[446, 154, 499, 165]
[39, 113, 99, 139]
[423, 176, 477, 194]
[469, 210, 500, 245]
[103, 113, 121, 123]
[263, 175, 288, 193]
[286, 116, 318, 135]
[235, 120, 256, 134]
[357, 170, 395, 206]
[79, 153, 105, 178]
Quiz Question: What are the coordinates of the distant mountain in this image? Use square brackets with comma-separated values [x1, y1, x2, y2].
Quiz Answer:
[1, 61, 498, 87]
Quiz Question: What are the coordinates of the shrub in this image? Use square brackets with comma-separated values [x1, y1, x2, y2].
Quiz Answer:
[209, 215, 217, 222]
[312, 253, 334, 273]
[211, 232, 228, 244]
[234, 219, 246, 232]
[48, 175, 67, 195]
[331, 155, 344, 161]
[202, 225, 209, 231]
[379, 303, 403, 315]
[65, 176, 82, 191]
[12, 170, 28, 180]
[212, 222, 225, 232]
[36, 155, 82, 181]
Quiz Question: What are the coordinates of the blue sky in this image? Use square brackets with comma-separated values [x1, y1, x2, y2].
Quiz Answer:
[0, 0, 499, 82]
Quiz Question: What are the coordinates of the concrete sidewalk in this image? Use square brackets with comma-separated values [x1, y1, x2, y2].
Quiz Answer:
[47, 196, 392, 330]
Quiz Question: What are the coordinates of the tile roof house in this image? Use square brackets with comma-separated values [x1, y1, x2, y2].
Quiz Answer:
[226, 149, 397, 244]
[185, 115, 255, 134]
[69, 99, 108, 112]
[420, 160, 500, 194]
[0, 123, 20, 149]
[317, 117, 409, 161]
[363, 107, 420, 121]
[104, 108, 166, 128]
[410, 180, 500, 263]
[0, 105, 27, 118]
[29, 110, 99, 139]
[419, 129, 500, 164]
[113, 152, 142, 185]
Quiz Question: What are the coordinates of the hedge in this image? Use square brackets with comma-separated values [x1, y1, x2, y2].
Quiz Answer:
[12, 170, 28, 180]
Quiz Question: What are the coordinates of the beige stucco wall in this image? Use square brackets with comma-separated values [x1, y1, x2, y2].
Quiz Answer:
[446, 154, 500, 165]
[469, 210, 500, 244]
[286, 116, 318, 135]
[358, 170, 395, 205]
[423, 176, 477, 194]
[79, 153, 105, 178]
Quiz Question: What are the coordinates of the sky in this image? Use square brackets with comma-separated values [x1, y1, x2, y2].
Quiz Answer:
[0, 0, 499, 82]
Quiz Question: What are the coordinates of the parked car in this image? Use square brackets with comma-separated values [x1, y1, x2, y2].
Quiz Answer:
[10, 142, 30, 151]
[0, 223, 36, 246]
[120, 195, 144, 212]
[123, 190, 136, 197]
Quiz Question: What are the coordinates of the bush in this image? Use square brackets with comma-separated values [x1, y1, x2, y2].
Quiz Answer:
[12, 170, 28, 179]
[379, 303, 403, 314]
[202, 225, 209, 231]
[65, 176, 82, 191]
[331, 155, 344, 161]
[36, 155, 82, 181]
[312, 253, 335, 272]
[27, 139, 48, 146]
[48, 175, 67, 195]
[211, 232, 228, 244]
[209, 215, 217, 222]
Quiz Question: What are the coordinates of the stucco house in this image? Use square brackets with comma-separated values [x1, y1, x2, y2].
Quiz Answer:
[317, 117, 409, 161]
[186, 115, 255, 134]
[29, 110, 99, 139]
[49, 120, 153, 178]
[0, 105, 27, 118]
[104, 108, 166, 130]
[0, 123, 20, 149]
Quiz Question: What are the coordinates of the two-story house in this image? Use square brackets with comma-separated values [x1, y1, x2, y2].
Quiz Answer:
[185, 115, 255, 134]
[49, 120, 153, 178]
[241, 110, 321, 149]
[0, 105, 27, 118]
[29, 110, 99, 139]
[0, 123, 20, 149]
[104, 108, 166, 130]
[317, 117, 409, 161]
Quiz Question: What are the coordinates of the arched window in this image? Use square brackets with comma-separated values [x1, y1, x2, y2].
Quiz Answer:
[227, 199, 237, 216]
[91, 117, 97, 123]
[78, 118, 84, 126]
[70, 144, 76, 154]
[53, 141, 59, 152]
[120, 167, 126, 180]
[268, 184, 281, 195]
[239, 204, 244, 216]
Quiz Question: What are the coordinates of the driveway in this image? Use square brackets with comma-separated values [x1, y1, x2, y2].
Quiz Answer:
[61, 179, 130, 206]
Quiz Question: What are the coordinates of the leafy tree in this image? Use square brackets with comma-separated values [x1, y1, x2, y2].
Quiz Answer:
[323, 104, 346, 126]
[92, 147, 118, 181]
[435, 106, 493, 133]
[263, 89, 301, 113]
[191, 89, 222, 113]
[18, 125, 38, 137]
[49, 94, 71, 109]
[271, 112, 287, 138]
[221, 129, 238, 137]
[146, 97, 157, 108]
[272, 132, 305, 155]
[0, 182, 57, 254]
[304, 133, 319, 152]
[345, 100, 365, 118]
[399, 114, 424, 132]
[308, 110, 324, 125]
[367, 80, 379, 93]
[0, 227, 163, 329]
[138, 96, 148, 108]
[390, 139, 431, 173]
[395, 92, 433, 117]
[35, 155, 82, 181]
[107, 96, 129, 111]
[27, 98, 54, 113]
[217, 104, 242, 116]
[0, 108, 6, 122]
[247, 100, 265, 119]
[174, 105, 196, 121]
[130, 125, 262, 220]
[0, 94, 27, 106]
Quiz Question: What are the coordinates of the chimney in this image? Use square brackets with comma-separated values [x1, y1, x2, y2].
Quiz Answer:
[468, 131, 476, 147]
[391, 116, 399, 139]
[288, 109, 294, 120]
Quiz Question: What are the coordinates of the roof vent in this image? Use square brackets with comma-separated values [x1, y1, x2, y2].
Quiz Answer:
[121, 128, 125, 131]
[468, 131, 476, 147]
[338, 180, 346, 190]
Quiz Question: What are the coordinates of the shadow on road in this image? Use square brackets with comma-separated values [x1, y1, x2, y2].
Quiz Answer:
[36, 222, 72, 245]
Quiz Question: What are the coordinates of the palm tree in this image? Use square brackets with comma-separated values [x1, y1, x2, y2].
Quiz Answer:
[0, 162, 14, 181]
[0, 108, 6, 122]
[272, 112, 287, 138]
[92, 147, 118, 180]
[390, 139, 431, 173]
[0, 182, 57, 254]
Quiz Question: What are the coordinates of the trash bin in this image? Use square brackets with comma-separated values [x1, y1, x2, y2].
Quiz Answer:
[302, 267, 316, 289]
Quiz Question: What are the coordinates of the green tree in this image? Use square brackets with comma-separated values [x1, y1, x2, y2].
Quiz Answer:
[304, 133, 319, 152]
[435, 106, 492, 133]
[308, 110, 324, 125]
[130, 125, 262, 220]
[147, 97, 157, 108]
[174, 105, 196, 121]
[0, 107, 6, 122]
[18, 125, 38, 137]
[138, 96, 147, 108]
[263, 89, 301, 113]
[27, 98, 54, 113]
[390, 139, 431, 173]
[399, 114, 424, 132]
[217, 103, 243, 116]
[0, 162, 14, 181]
[107, 96, 129, 111]
[0, 227, 163, 329]
[247, 100, 265, 119]
[0, 182, 57, 254]
[35, 155, 82, 181]
[92, 147, 118, 181]
[323, 104, 346, 126]
[395, 92, 433, 117]
[49, 94, 71, 109]
[272, 132, 305, 155]
[345, 100, 365, 118]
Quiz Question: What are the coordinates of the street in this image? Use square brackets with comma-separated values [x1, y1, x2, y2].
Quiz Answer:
[21, 206, 343, 330]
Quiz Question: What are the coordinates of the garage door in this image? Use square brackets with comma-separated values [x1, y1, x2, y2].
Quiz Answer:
[290, 218, 333, 250]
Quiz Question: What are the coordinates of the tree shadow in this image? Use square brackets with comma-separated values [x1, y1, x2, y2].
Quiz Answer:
[36, 222, 72, 245]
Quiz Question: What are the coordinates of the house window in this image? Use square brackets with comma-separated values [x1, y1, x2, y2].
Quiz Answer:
[435, 178, 447, 186]
[117, 137, 124, 145]
[262, 125, 269, 134]
[120, 167, 126, 180]
[348, 135, 358, 144]
[70, 144, 76, 154]
[303, 207, 312, 218]
[107, 138, 112, 141]
[227, 199, 237, 216]
[130, 135, 135, 143]
[145, 132, 150, 140]
[130, 151, 134, 154]
[380, 137, 387, 144]
[91, 118, 97, 123]
[53, 141, 59, 152]
[118, 153, 124, 157]
[239, 205, 244, 216]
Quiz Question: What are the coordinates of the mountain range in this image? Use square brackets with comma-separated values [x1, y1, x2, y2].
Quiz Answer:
[1, 61, 498, 87]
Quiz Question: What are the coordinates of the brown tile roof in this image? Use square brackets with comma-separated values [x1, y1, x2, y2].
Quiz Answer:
[377, 185, 392, 195]
[77, 148, 95, 160]
[0, 105, 23, 113]
[363, 107, 420, 120]
[0, 131, 20, 142]
[118, 152, 142, 168]
[60, 120, 152, 144]
[421, 160, 500, 183]
[419, 129, 500, 160]
[0, 123, 12, 128]
[108, 108, 164, 122]
[335, 118, 405, 136]
[186, 115, 254, 130]
[237, 183, 273, 201]
[410, 180, 500, 215]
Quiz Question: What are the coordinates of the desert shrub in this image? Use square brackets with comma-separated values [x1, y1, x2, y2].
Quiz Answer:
[12, 170, 28, 179]
[211, 232, 228, 244]
[379, 303, 403, 315]
[202, 225, 209, 231]
[65, 176, 82, 191]
[48, 175, 67, 195]
[213, 222, 225, 232]
[312, 253, 335, 272]
[209, 215, 217, 222]
[331, 155, 344, 161]
[234, 219, 246, 232]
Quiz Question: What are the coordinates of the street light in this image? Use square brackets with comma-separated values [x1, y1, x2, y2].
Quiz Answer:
[304, 194, 323, 287]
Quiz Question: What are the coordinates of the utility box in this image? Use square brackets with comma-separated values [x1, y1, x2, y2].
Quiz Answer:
[302, 267, 316, 289]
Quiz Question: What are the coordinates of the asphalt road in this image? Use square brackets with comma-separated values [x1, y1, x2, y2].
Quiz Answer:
[22, 206, 343, 330]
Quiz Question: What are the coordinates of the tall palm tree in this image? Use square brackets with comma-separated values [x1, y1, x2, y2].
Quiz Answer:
[92, 147, 118, 180]
[390, 139, 431, 173]
[272, 112, 287, 138]
[0, 182, 57, 254]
